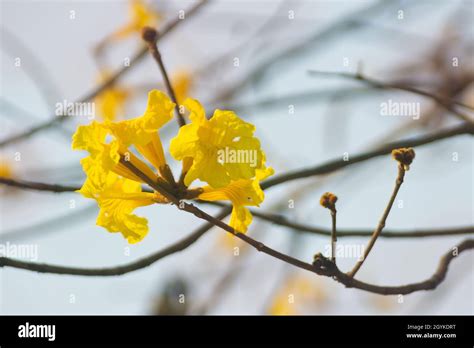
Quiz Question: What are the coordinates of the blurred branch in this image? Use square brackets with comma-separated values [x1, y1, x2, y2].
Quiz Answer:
[1, 28, 62, 110]
[0, 98, 72, 140]
[0, 0, 208, 148]
[308, 70, 474, 124]
[210, 0, 397, 105]
[142, 26, 186, 127]
[0, 204, 97, 242]
[0, 208, 230, 276]
[1, 174, 469, 239]
[231, 206, 473, 239]
[262, 122, 473, 190]
[0, 177, 78, 192]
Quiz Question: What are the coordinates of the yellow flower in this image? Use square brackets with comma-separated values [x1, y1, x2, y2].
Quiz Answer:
[0, 158, 13, 179]
[0, 158, 15, 195]
[72, 90, 174, 243]
[73, 88, 272, 241]
[94, 172, 166, 243]
[172, 70, 193, 106]
[269, 276, 327, 315]
[94, 72, 129, 121]
[170, 98, 265, 188]
[198, 166, 274, 233]
[115, 0, 160, 39]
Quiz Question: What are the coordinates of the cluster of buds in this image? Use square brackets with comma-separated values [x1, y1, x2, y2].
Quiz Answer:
[320, 192, 338, 211]
[391, 147, 415, 171]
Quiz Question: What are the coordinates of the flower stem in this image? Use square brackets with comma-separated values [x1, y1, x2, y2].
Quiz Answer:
[348, 164, 406, 277]
[331, 208, 337, 264]
[142, 27, 186, 128]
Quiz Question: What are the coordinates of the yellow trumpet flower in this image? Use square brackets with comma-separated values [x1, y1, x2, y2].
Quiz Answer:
[72, 90, 174, 243]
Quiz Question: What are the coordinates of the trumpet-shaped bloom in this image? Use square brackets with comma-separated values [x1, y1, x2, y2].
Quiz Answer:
[91, 172, 166, 243]
[72, 90, 174, 243]
[73, 88, 273, 242]
[0, 158, 13, 179]
[269, 276, 326, 315]
[115, 0, 160, 39]
[170, 99, 265, 188]
[94, 72, 129, 121]
[198, 166, 274, 233]
[172, 70, 193, 106]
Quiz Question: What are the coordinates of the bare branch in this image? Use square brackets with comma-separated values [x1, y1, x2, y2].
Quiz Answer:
[330, 239, 474, 295]
[262, 123, 473, 190]
[239, 206, 473, 239]
[0, 0, 208, 147]
[308, 69, 474, 124]
[1, 184, 472, 297]
[0, 208, 231, 276]
[349, 164, 406, 277]
[142, 27, 186, 127]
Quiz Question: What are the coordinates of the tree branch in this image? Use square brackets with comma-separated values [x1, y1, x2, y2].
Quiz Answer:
[0, 0, 208, 147]
[0, 208, 231, 276]
[2, 123, 471, 193]
[308, 70, 474, 124]
[237, 206, 473, 239]
[349, 164, 406, 277]
[262, 122, 473, 190]
[1, 186, 472, 297]
[142, 27, 186, 127]
[329, 239, 474, 295]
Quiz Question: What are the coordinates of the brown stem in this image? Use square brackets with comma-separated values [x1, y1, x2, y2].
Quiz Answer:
[0, 0, 208, 147]
[0, 208, 231, 276]
[262, 122, 473, 190]
[331, 208, 337, 264]
[142, 27, 186, 128]
[348, 165, 405, 277]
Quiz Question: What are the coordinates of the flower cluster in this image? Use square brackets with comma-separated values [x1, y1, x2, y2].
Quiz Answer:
[73, 90, 273, 243]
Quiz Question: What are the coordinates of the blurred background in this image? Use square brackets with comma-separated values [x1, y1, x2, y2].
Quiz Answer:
[0, 0, 473, 314]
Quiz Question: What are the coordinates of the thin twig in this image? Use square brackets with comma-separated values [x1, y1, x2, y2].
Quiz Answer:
[0, 208, 230, 276]
[237, 206, 473, 239]
[318, 239, 474, 295]
[331, 209, 337, 263]
[349, 164, 405, 278]
[0, 0, 208, 147]
[262, 122, 473, 190]
[308, 70, 474, 124]
[142, 27, 186, 127]
[320, 192, 338, 263]
[0, 177, 78, 193]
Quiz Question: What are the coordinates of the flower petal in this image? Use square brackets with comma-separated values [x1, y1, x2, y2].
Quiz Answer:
[95, 175, 156, 243]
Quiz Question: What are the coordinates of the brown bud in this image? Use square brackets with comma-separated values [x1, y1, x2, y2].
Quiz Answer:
[392, 147, 415, 170]
[142, 26, 158, 43]
[320, 192, 338, 210]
